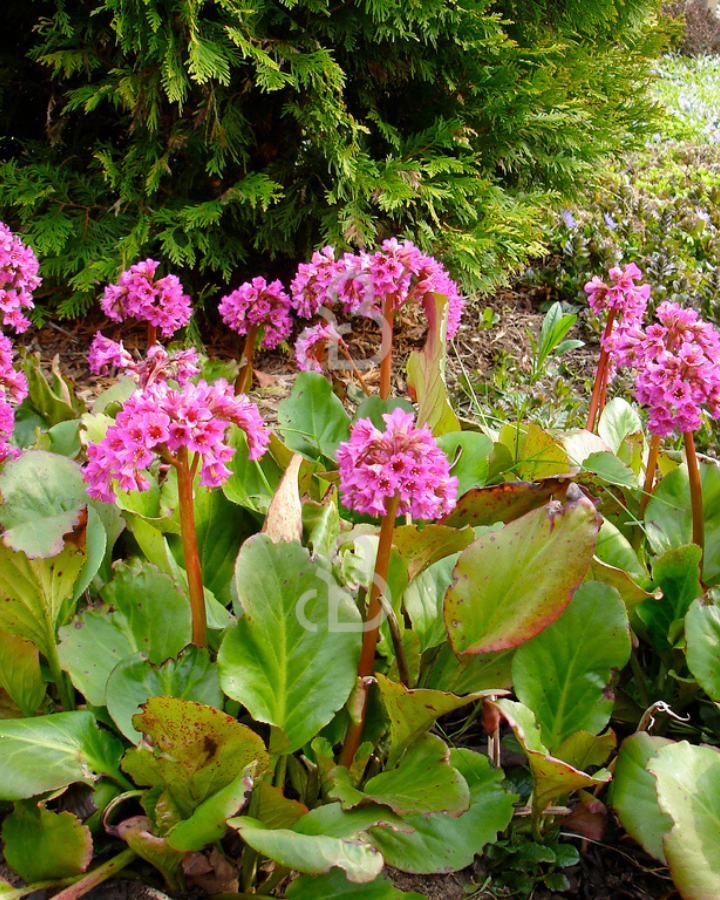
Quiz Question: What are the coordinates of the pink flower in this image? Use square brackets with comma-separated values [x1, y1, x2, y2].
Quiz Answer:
[0, 222, 41, 334]
[585, 263, 650, 323]
[101, 260, 192, 337]
[337, 408, 458, 519]
[88, 333, 200, 388]
[218, 277, 293, 350]
[612, 301, 720, 436]
[291, 246, 338, 318]
[0, 334, 28, 463]
[295, 321, 345, 372]
[83, 379, 270, 502]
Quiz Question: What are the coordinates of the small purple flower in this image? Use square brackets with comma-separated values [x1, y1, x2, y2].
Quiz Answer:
[219, 277, 293, 350]
[603, 213, 618, 230]
[562, 209, 578, 230]
[0, 221, 42, 334]
[336, 408, 458, 519]
[101, 260, 192, 338]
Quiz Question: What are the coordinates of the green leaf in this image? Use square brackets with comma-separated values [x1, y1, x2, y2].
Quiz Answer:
[167, 768, 253, 852]
[0, 710, 126, 800]
[445, 488, 600, 653]
[581, 451, 637, 487]
[218, 535, 361, 752]
[685, 596, 720, 701]
[330, 733, 469, 817]
[106, 647, 222, 742]
[368, 748, 516, 874]
[277, 371, 351, 461]
[293, 802, 410, 839]
[392, 524, 473, 584]
[649, 741, 720, 898]
[2, 800, 92, 881]
[262, 454, 304, 544]
[0, 629, 46, 718]
[111, 816, 185, 890]
[597, 399, 644, 456]
[57, 561, 192, 707]
[612, 732, 673, 863]
[286, 870, 425, 900]
[351, 397, 415, 431]
[553, 730, 616, 770]
[229, 817, 384, 883]
[646, 461, 720, 587]
[254, 780, 308, 830]
[492, 700, 610, 825]
[222, 426, 283, 514]
[403, 556, 458, 652]
[436, 432, 493, 497]
[122, 697, 269, 819]
[0, 450, 89, 558]
[0, 541, 86, 660]
[406, 293, 460, 437]
[512, 582, 631, 751]
[421, 641, 514, 694]
[376, 674, 497, 768]
[636, 545, 703, 650]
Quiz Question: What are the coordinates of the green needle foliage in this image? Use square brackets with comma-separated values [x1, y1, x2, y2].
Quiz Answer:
[0, 0, 669, 319]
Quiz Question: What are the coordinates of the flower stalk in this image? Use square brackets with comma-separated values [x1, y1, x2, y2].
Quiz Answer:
[379, 295, 395, 400]
[587, 310, 616, 432]
[340, 494, 399, 768]
[176, 446, 207, 648]
[684, 430, 705, 564]
[236, 324, 259, 394]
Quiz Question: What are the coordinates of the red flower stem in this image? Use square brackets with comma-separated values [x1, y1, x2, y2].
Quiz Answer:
[684, 431, 705, 565]
[638, 433, 662, 522]
[339, 494, 400, 768]
[379, 296, 395, 400]
[339, 343, 372, 396]
[147, 324, 158, 348]
[586, 310, 616, 432]
[176, 446, 207, 648]
[236, 325, 259, 394]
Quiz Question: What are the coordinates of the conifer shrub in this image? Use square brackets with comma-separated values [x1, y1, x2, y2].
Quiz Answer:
[0, 0, 669, 320]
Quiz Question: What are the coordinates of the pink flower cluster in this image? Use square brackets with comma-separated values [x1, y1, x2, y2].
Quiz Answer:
[0, 334, 28, 463]
[88, 333, 200, 388]
[101, 260, 192, 338]
[84, 379, 270, 502]
[295, 321, 345, 372]
[0, 222, 42, 334]
[218, 277, 293, 350]
[612, 301, 720, 436]
[291, 238, 465, 336]
[337, 408, 458, 519]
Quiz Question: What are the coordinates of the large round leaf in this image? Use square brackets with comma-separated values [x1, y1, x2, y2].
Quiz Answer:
[512, 582, 631, 751]
[57, 561, 192, 706]
[218, 535, 361, 752]
[277, 371, 351, 462]
[0, 711, 125, 800]
[2, 799, 92, 881]
[445, 488, 600, 653]
[368, 748, 515, 874]
[649, 741, 720, 899]
[685, 595, 720, 701]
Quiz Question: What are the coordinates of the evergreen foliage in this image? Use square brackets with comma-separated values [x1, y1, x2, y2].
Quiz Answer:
[0, 0, 669, 319]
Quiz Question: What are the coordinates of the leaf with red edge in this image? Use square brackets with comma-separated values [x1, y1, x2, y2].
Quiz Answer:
[440, 477, 573, 529]
[392, 524, 474, 583]
[445, 487, 600, 654]
[2, 799, 92, 882]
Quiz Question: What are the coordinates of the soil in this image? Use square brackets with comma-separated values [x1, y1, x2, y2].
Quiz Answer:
[5, 286, 679, 900]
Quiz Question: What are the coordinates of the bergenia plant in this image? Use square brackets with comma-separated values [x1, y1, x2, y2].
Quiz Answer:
[0, 334, 28, 463]
[611, 300, 720, 560]
[584, 262, 650, 431]
[336, 407, 458, 766]
[218, 276, 293, 393]
[100, 258, 192, 347]
[0, 220, 41, 334]
[84, 346, 270, 646]
[293, 238, 464, 398]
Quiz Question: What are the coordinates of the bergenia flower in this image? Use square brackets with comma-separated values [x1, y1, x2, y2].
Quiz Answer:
[101, 259, 192, 337]
[337, 408, 458, 519]
[612, 301, 720, 436]
[83, 379, 269, 502]
[585, 263, 650, 325]
[295, 321, 345, 372]
[290, 246, 338, 318]
[88, 333, 200, 388]
[0, 334, 28, 463]
[0, 221, 42, 334]
[218, 277, 293, 350]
